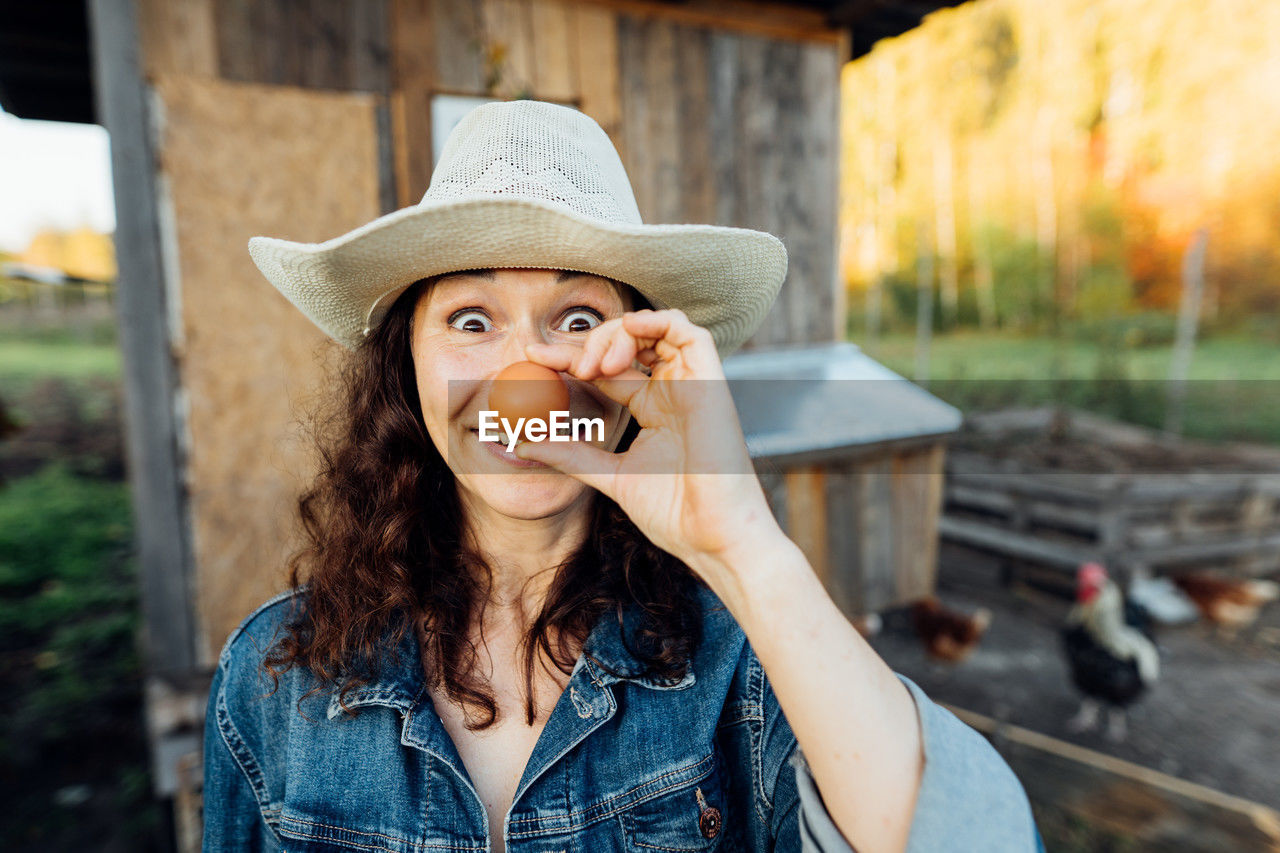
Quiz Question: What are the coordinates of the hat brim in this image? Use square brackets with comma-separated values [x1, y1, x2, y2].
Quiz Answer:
[247, 196, 787, 356]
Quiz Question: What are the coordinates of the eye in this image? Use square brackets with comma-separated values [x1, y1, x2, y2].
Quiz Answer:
[448, 309, 492, 333]
[558, 307, 605, 333]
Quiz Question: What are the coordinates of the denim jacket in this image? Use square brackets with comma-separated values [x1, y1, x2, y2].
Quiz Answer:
[202, 582, 1042, 852]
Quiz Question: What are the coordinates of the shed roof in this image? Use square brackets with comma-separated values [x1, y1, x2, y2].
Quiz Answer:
[723, 341, 962, 461]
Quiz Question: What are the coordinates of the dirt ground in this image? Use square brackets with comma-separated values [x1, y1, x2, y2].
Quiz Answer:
[869, 543, 1280, 811]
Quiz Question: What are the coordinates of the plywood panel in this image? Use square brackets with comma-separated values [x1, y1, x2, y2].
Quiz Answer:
[153, 75, 383, 667]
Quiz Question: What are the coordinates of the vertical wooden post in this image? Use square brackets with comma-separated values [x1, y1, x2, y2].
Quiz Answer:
[785, 465, 830, 588]
[87, 0, 198, 678]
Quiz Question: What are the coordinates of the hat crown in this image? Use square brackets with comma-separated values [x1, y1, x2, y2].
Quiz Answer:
[421, 100, 644, 226]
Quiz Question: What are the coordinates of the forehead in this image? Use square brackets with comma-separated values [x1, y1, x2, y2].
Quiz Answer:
[421, 268, 633, 304]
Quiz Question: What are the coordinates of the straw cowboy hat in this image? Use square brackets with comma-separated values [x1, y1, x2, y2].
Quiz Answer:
[247, 99, 787, 357]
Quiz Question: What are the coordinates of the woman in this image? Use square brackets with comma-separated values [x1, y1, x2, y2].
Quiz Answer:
[203, 100, 1043, 852]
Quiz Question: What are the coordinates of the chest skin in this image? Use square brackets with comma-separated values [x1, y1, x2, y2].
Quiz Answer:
[426, 629, 579, 853]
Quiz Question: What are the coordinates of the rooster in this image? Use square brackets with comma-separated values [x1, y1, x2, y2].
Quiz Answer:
[1061, 563, 1159, 742]
[911, 597, 992, 663]
[1171, 572, 1280, 628]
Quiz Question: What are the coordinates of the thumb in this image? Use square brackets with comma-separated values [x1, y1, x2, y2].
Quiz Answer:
[513, 438, 620, 496]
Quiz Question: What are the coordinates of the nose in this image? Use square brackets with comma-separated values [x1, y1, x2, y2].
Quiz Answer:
[498, 316, 557, 369]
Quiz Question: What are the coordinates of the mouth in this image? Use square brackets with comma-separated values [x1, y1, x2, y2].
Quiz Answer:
[468, 428, 548, 468]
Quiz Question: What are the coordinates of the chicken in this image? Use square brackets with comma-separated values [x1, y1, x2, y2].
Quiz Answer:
[911, 597, 992, 663]
[1171, 572, 1280, 628]
[1061, 562, 1159, 742]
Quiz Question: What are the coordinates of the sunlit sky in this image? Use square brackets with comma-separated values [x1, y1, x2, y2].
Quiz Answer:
[0, 106, 115, 253]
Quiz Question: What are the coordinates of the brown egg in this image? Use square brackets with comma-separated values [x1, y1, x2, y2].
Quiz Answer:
[488, 360, 570, 425]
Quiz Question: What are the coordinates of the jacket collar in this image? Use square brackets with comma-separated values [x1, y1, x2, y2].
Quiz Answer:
[325, 594, 697, 721]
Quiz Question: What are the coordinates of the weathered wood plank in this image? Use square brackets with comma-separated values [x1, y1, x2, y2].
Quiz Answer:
[707, 30, 739, 228]
[530, 0, 577, 102]
[643, 17, 681, 224]
[214, 0, 392, 91]
[571, 0, 840, 45]
[481, 0, 536, 97]
[863, 455, 898, 607]
[137, 0, 218, 77]
[948, 705, 1280, 852]
[616, 14, 653, 219]
[432, 0, 486, 92]
[390, 0, 436, 204]
[785, 465, 830, 587]
[824, 459, 866, 615]
[673, 24, 715, 224]
[892, 444, 944, 600]
[570, 3, 623, 161]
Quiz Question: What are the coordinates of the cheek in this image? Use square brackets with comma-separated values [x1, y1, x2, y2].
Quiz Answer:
[414, 343, 483, 427]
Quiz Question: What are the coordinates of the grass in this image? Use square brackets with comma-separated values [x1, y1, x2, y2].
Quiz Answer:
[858, 331, 1280, 445]
[0, 308, 162, 850]
[864, 330, 1280, 381]
[0, 460, 162, 850]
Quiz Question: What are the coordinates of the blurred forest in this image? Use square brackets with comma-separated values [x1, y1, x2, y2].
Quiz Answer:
[840, 0, 1280, 343]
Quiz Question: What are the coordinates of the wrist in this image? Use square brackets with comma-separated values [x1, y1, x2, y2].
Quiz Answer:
[688, 524, 809, 619]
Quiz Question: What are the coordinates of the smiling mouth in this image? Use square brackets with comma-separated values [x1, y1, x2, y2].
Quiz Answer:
[468, 428, 544, 466]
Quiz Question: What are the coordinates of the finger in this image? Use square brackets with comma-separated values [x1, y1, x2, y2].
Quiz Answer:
[574, 317, 627, 379]
[600, 332, 640, 377]
[523, 340, 579, 371]
[512, 436, 621, 497]
[591, 370, 650, 414]
[620, 310, 721, 374]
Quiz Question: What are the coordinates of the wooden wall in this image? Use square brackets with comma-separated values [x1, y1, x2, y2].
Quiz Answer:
[124, 0, 847, 666]
[760, 443, 945, 617]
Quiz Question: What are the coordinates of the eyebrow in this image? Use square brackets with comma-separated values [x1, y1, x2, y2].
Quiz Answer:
[457, 268, 592, 284]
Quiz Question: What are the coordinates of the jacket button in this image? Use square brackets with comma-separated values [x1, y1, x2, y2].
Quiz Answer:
[699, 806, 722, 839]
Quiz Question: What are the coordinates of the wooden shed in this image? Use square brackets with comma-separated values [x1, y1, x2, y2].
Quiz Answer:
[3, 0, 961, 845]
[725, 341, 961, 616]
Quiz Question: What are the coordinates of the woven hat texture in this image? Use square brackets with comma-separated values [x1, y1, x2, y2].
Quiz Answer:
[247, 99, 788, 356]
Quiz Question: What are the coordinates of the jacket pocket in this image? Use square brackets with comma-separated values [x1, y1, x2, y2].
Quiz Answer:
[618, 752, 728, 852]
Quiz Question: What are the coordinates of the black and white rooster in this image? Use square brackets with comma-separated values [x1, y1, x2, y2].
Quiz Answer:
[1061, 562, 1159, 742]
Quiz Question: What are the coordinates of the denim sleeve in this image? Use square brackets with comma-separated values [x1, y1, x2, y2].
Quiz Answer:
[201, 658, 285, 852]
[756, 650, 1042, 852]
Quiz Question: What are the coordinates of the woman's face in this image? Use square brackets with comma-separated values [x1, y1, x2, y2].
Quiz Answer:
[410, 268, 634, 520]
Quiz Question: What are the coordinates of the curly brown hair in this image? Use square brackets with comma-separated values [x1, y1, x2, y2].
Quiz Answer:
[260, 272, 705, 729]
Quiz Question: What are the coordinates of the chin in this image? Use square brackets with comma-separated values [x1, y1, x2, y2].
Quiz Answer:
[461, 475, 591, 519]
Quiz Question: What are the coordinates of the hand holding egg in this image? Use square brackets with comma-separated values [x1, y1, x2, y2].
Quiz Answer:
[511, 308, 780, 590]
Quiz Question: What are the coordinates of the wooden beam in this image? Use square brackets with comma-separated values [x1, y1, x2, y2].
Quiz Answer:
[573, 0, 842, 45]
[87, 0, 198, 676]
[947, 704, 1280, 851]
